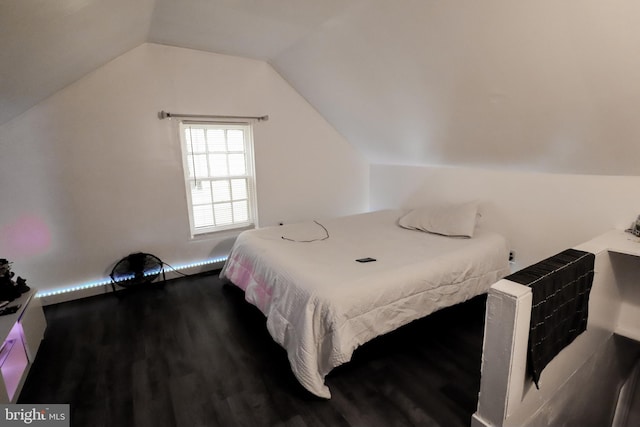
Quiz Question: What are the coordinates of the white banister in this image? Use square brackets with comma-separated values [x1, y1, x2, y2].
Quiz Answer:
[472, 280, 531, 427]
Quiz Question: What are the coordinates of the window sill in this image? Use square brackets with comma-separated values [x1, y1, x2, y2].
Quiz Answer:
[190, 224, 255, 241]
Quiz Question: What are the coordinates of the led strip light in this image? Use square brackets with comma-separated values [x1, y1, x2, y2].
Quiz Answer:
[36, 256, 228, 298]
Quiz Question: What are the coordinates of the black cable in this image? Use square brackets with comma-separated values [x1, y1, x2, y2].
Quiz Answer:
[281, 221, 329, 242]
[161, 262, 191, 277]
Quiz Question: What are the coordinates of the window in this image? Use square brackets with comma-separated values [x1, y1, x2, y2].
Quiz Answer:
[179, 121, 257, 236]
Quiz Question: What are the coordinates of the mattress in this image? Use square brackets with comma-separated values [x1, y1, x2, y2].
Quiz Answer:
[220, 209, 510, 398]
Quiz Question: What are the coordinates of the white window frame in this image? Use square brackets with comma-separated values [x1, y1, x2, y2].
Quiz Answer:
[179, 120, 258, 236]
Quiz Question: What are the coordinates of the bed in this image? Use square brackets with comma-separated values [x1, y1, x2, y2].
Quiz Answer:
[220, 207, 510, 398]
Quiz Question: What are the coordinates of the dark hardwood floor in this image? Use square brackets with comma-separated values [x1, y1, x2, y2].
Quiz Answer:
[19, 271, 488, 427]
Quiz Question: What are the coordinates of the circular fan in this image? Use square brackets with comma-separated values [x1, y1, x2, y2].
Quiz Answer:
[109, 252, 165, 290]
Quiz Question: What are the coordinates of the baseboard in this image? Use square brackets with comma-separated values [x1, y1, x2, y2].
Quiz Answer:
[37, 260, 226, 306]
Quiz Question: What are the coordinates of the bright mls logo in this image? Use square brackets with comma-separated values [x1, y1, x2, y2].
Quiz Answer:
[0, 405, 69, 426]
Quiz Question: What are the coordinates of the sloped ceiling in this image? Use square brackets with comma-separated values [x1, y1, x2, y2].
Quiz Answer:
[2, 0, 640, 175]
[0, 0, 156, 127]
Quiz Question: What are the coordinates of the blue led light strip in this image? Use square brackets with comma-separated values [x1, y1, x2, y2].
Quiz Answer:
[36, 256, 228, 298]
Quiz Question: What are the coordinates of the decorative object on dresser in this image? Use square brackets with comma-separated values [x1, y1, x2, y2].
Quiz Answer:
[0, 259, 30, 303]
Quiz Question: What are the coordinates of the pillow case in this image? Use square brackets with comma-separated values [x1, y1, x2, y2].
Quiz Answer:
[398, 200, 480, 238]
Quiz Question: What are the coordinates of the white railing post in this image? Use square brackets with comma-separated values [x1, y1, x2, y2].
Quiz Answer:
[472, 280, 532, 427]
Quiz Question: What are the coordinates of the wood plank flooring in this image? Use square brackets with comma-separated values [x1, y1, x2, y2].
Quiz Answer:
[19, 271, 488, 427]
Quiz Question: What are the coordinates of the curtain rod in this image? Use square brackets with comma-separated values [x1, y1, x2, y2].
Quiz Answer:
[158, 110, 269, 121]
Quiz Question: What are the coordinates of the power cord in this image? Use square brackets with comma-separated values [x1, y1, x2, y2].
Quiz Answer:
[161, 262, 192, 277]
[281, 221, 330, 242]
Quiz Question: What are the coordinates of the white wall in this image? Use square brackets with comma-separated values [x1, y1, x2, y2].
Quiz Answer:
[274, 0, 640, 176]
[0, 43, 368, 294]
[371, 164, 640, 269]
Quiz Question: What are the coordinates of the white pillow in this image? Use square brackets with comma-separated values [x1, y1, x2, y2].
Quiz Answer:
[398, 201, 480, 238]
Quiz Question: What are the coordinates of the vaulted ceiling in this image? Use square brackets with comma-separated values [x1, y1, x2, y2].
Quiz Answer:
[3, 0, 640, 175]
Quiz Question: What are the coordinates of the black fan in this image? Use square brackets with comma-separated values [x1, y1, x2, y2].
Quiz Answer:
[109, 252, 165, 292]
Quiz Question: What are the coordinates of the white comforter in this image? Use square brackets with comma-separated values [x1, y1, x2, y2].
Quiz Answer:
[220, 210, 510, 398]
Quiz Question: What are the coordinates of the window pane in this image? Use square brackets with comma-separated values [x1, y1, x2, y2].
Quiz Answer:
[231, 179, 247, 200]
[212, 180, 231, 202]
[214, 203, 233, 225]
[186, 128, 206, 153]
[227, 130, 245, 152]
[186, 156, 194, 178]
[190, 181, 212, 205]
[209, 154, 228, 177]
[207, 129, 226, 152]
[192, 154, 208, 177]
[185, 129, 193, 152]
[233, 200, 248, 222]
[193, 205, 214, 228]
[228, 154, 246, 175]
[181, 122, 255, 235]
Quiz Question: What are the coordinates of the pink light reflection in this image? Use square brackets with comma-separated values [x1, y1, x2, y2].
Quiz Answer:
[1, 215, 52, 257]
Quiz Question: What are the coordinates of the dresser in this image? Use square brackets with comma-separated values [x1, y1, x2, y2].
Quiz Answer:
[0, 290, 47, 403]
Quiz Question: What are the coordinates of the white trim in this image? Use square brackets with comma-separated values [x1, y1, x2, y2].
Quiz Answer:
[36, 256, 228, 305]
[178, 121, 258, 237]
